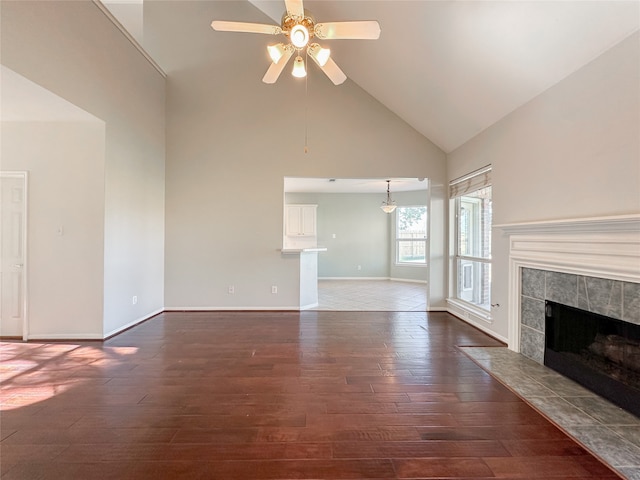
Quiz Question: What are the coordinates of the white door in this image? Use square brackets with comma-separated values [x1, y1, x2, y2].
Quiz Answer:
[0, 173, 27, 338]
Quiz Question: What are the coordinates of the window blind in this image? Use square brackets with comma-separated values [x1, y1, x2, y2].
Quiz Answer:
[449, 165, 492, 199]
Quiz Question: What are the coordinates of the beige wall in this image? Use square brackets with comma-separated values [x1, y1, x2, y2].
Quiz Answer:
[447, 31, 640, 341]
[163, 73, 446, 307]
[2, 122, 106, 338]
[3, 1, 634, 335]
[1, 1, 166, 337]
[151, 2, 446, 309]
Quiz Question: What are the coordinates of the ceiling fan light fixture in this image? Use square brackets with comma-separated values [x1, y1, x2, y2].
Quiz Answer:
[308, 43, 330, 67]
[290, 24, 310, 48]
[267, 43, 287, 63]
[292, 55, 307, 78]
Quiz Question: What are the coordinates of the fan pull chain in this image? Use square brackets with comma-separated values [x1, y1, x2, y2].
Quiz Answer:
[304, 51, 309, 154]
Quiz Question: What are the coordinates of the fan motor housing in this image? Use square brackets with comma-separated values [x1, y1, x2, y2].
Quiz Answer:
[282, 10, 316, 40]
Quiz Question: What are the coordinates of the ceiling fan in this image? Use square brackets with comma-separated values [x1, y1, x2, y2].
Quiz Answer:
[211, 0, 381, 85]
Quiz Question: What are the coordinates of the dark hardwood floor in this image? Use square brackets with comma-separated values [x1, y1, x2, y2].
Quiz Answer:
[0, 311, 620, 479]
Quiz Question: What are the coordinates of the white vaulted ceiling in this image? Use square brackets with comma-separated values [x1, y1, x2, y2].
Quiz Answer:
[105, 0, 639, 153]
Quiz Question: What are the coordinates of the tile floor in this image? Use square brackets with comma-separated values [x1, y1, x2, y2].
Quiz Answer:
[314, 279, 427, 311]
[462, 346, 640, 480]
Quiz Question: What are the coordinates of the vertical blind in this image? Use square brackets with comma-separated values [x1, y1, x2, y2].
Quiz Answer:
[448, 165, 492, 199]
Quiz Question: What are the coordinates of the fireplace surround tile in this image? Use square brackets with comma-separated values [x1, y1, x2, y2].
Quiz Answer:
[546, 271, 578, 307]
[619, 467, 640, 480]
[519, 267, 640, 364]
[521, 296, 545, 331]
[567, 396, 640, 426]
[535, 373, 595, 397]
[564, 425, 640, 471]
[624, 282, 640, 325]
[526, 396, 599, 426]
[610, 426, 640, 449]
[522, 268, 545, 300]
[520, 325, 544, 364]
[583, 276, 623, 319]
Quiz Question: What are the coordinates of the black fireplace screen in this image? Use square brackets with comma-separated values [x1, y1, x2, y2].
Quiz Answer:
[545, 301, 640, 417]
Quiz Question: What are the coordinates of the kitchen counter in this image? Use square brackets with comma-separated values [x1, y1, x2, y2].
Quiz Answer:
[280, 247, 328, 254]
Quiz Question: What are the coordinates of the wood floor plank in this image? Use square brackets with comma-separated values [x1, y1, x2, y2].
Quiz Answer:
[0, 311, 618, 479]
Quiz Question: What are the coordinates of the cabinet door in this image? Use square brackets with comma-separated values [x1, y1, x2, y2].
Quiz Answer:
[285, 206, 302, 236]
[301, 205, 316, 236]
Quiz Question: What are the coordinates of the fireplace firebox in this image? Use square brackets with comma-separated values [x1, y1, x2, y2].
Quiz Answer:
[545, 300, 640, 417]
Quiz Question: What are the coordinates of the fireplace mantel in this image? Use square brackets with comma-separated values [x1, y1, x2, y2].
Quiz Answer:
[499, 214, 640, 353]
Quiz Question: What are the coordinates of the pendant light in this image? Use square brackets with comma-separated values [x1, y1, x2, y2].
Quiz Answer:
[381, 180, 396, 213]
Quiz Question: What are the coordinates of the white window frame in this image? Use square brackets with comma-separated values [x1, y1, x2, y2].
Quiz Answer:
[395, 205, 428, 266]
[449, 166, 492, 315]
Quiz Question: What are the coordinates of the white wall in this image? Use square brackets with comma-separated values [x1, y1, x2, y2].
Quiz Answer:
[2, 122, 106, 338]
[150, 1, 447, 310]
[1, 1, 166, 337]
[447, 32, 640, 341]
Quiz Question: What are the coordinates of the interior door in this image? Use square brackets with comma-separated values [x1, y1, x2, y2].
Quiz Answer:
[1, 173, 27, 338]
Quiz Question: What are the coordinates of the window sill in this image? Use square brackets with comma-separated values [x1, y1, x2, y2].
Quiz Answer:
[394, 262, 428, 268]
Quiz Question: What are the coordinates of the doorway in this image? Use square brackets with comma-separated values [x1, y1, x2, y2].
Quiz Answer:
[1, 172, 28, 338]
[284, 177, 429, 311]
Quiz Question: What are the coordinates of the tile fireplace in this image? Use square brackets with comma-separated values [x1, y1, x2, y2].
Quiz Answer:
[500, 214, 640, 414]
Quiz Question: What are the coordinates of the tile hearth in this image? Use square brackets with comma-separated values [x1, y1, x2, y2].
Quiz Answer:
[462, 346, 640, 480]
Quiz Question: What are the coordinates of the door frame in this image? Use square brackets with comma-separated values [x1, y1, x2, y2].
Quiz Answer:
[1, 171, 29, 340]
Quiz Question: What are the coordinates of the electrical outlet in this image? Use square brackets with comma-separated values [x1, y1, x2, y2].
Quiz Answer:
[228, 285, 235, 294]
[271, 286, 278, 294]
[132, 296, 138, 305]
[357, 265, 362, 271]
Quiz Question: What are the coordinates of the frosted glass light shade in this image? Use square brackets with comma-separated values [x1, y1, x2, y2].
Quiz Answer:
[267, 43, 287, 63]
[290, 24, 309, 48]
[308, 43, 330, 67]
[292, 55, 306, 78]
[381, 204, 397, 213]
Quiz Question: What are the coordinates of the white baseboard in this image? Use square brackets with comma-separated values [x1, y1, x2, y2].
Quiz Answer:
[318, 276, 390, 281]
[26, 333, 104, 341]
[318, 277, 427, 285]
[164, 306, 300, 311]
[389, 277, 428, 284]
[446, 306, 508, 344]
[300, 303, 319, 310]
[103, 308, 164, 339]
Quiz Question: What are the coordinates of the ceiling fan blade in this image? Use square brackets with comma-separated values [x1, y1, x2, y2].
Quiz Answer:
[285, 0, 304, 18]
[317, 57, 347, 86]
[211, 20, 281, 35]
[314, 21, 381, 40]
[262, 48, 294, 84]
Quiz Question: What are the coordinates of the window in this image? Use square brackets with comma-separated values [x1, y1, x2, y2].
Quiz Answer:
[396, 206, 427, 265]
[450, 166, 492, 311]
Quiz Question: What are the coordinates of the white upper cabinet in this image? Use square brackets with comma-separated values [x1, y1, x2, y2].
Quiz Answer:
[285, 204, 317, 237]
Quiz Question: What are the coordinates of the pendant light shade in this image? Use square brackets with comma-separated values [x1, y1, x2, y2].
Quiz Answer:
[381, 180, 396, 213]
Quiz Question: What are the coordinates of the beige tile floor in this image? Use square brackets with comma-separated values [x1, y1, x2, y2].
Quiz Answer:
[313, 279, 427, 311]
